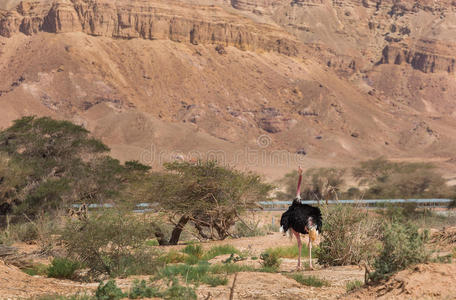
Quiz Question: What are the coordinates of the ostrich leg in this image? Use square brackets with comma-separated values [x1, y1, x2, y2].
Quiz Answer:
[309, 240, 313, 270]
[292, 229, 302, 270]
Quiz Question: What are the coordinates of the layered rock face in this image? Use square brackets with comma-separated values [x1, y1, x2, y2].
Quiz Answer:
[265, 0, 456, 75]
[1, 0, 456, 175]
[381, 43, 456, 74]
[0, 0, 300, 56]
[219, 0, 456, 115]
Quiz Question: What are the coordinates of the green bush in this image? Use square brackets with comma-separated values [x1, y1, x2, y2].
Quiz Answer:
[346, 280, 363, 292]
[370, 221, 429, 281]
[161, 278, 197, 300]
[317, 205, 381, 266]
[60, 210, 159, 277]
[95, 280, 125, 300]
[290, 274, 330, 287]
[260, 252, 280, 271]
[128, 280, 161, 299]
[47, 257, 80, 279]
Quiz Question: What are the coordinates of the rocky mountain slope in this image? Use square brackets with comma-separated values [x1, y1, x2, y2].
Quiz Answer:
[1, 0, 456, 178]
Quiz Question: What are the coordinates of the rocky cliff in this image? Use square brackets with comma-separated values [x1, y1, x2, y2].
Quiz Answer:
[265, 0, 456, 75]
[0, 0, 301, 56]
[1, 0, 456, 177]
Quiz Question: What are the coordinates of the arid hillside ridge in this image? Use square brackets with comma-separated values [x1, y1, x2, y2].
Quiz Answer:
[1, 0, 456, 179]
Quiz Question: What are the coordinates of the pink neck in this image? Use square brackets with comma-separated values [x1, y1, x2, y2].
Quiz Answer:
[296, 173, 302, 198]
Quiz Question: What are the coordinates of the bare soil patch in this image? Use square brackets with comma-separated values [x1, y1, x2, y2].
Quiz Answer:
[344, 263, 456, 300]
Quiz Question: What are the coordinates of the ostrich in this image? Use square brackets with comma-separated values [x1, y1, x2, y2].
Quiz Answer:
[280, 167, 322, 270]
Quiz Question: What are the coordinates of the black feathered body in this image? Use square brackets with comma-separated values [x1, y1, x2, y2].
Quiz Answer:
[280, 199, 322, 234]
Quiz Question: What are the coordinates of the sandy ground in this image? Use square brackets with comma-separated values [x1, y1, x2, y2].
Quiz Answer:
[1, 230, 456, 299]
[343, 263, 456, 300]
[0, 232, 361, 300]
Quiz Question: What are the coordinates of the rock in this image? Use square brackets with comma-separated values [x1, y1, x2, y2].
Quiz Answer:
[380, 44, 456, 74]
[215, 44, 226, 54]
[296, 149, 306, 155]
[0, 0, 301, 57]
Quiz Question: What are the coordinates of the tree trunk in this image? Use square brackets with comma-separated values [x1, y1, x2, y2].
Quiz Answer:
[154, 230, 169, 246]
[168, 215, 190, 245]
[194, 222, 209, 240]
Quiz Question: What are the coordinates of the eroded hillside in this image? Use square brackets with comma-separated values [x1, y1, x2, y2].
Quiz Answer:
[1, 0, 456, 178]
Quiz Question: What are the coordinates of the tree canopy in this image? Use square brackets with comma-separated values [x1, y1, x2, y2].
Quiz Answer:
[148, 160, 273, 244]
[0, 116, 149, 218]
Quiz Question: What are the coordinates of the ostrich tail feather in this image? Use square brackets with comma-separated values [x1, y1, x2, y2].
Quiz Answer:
[287, 229, 292, 239]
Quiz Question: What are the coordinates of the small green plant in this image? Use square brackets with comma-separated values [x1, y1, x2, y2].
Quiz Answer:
[203, 245, 240, 260]
[128, 280, 161, 299]
[161, 278, 197, 300]
[156, 261, 235, 287]
[159, 250, 187, 264]
[432, 254, 452, 264]
[209, 263, 255, 274]
[290, 274, 330, 287]
[156, 262, 209, 284]
[185, 254, 200, 265]
[260, 252, 280, 271]
[346, 280, 363, 292]
[47, 257, 80, 279]
[95, 280, 125, 300]
[145, 239, 159, 246]
[182, 244, 204, 259]
[202, 274, 228, 287]
[264, 245, 306, 258]
[222, 253, 246, 264]
[251, 256, 258, 260]
[22, 263, 48, 276]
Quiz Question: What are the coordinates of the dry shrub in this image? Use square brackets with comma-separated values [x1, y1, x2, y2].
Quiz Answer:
[370, 221, 429, 281]
[60, 210, 160, 277]
[317, 205, 381, 266]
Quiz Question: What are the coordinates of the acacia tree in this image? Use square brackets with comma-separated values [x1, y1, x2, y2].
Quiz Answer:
[0, 116, 150, 219]
[353, 157, 448, 199]
[149, 161, 272, 245]
[277, 168, 345, 203]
